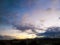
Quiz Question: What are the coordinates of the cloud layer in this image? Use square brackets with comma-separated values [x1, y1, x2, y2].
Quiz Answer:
[0, 0, 60, 39]
[0, 24, 37, 39]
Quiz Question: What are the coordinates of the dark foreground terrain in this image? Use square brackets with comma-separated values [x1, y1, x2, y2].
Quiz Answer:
[0, 38, 60, 45]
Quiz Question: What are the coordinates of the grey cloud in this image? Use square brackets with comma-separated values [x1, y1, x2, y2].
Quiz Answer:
[37, 26, 60, 38]
[13, 24, 38, 33]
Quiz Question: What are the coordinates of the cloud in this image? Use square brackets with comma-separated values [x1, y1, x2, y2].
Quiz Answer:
[13, 8, 60, 32]
[0, 24, 37, 39]
[41, 26, 60, 38]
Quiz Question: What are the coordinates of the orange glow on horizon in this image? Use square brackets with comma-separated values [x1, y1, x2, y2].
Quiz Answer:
[14, 34, 37, 39]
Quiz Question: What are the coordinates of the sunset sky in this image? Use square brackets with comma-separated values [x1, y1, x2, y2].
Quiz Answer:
[0, 0, 60, 39]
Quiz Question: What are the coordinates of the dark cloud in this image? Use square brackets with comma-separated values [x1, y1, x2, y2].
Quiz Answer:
[37, 26, 60, 38]
[13, 24, 41, 33]
[45, 26, 60, 32]
[0, 35, 14, 40]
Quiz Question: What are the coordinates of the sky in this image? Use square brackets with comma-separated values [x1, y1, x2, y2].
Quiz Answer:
[0, 0, 60, 39]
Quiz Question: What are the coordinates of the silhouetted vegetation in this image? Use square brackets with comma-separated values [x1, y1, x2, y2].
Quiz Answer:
[0, 38, 60, 45]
